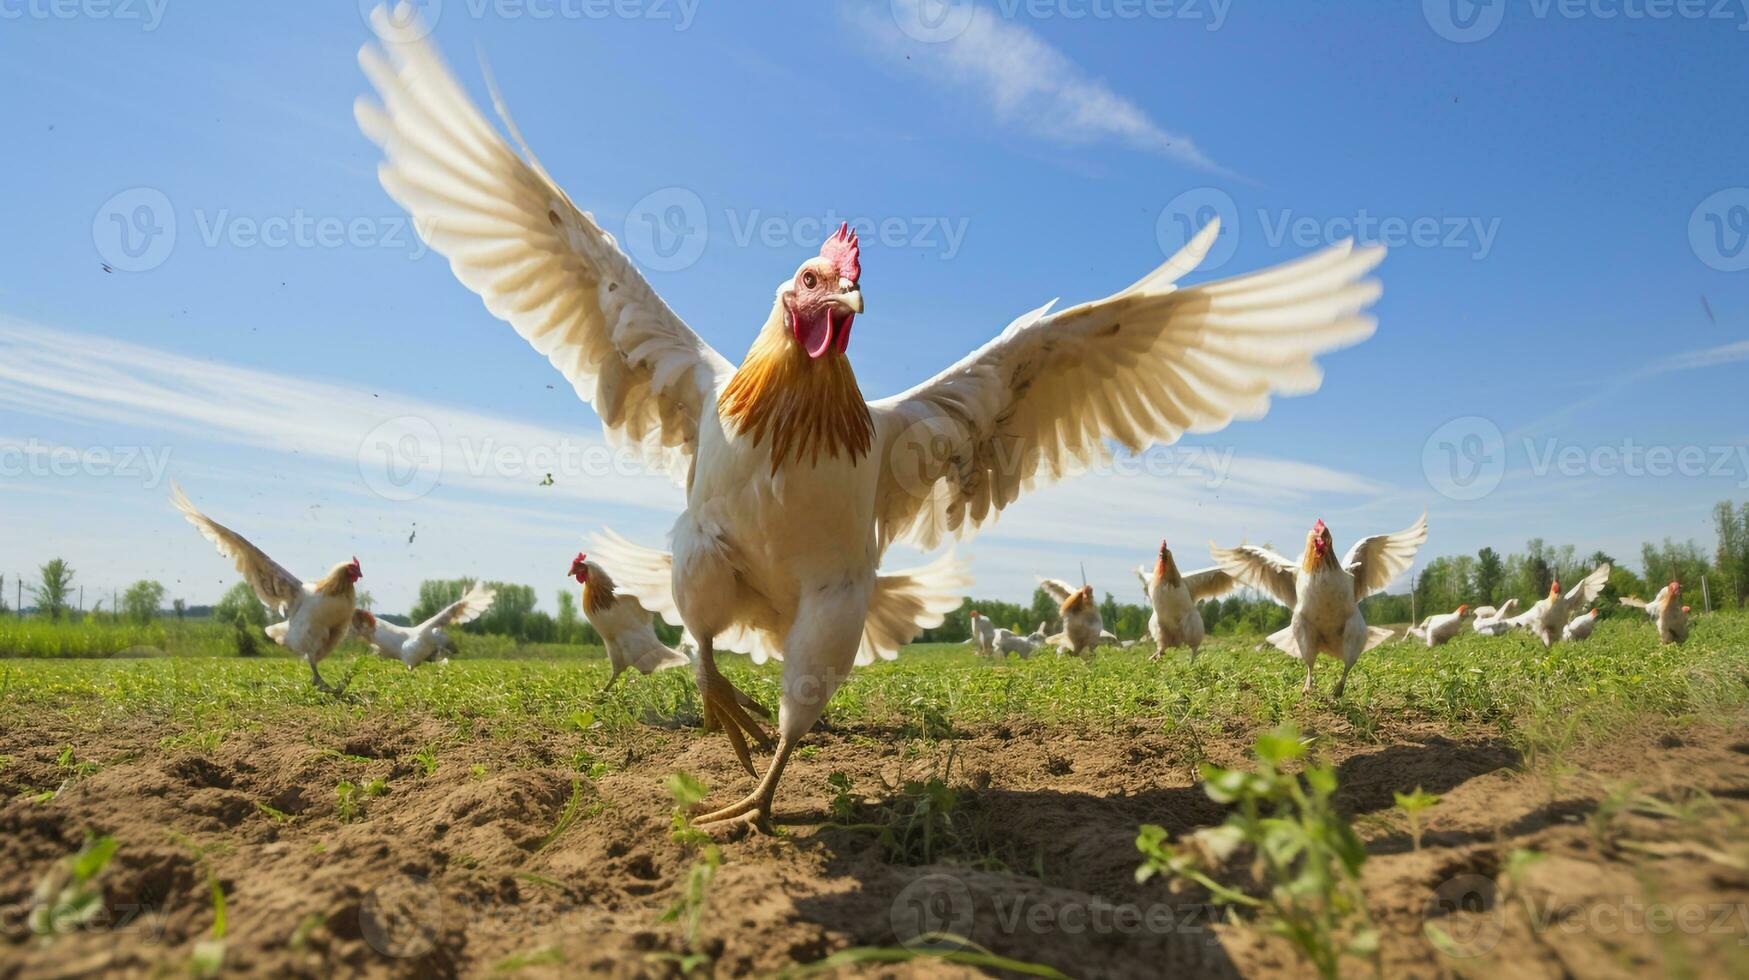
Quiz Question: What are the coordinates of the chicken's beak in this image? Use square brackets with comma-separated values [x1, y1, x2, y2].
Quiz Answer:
[834, 279, 863, 314]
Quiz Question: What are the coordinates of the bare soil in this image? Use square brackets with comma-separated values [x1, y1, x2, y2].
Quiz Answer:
[2, 714, 1747, 978]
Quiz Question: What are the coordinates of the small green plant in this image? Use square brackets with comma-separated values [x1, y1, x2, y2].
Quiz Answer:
[830, 747, 1005, 870]
[469, 763, 488, 781]
[335, 780, 361, 822]
[536, 779, 585, 852]
[1392, 787, 1441, 852]
[29, 834, 119, 936]
[412, 745, 439, 777]
[495, 946, 567, 973]
[56, 744, 99, 778]
[254, 801, 291, 823]
[362, 777, 389, 797]
[1136, 726, 1378, 980]
[189, 873, 227, 978]
[652, 772, 721, 976]
[826, 772, 856, 821]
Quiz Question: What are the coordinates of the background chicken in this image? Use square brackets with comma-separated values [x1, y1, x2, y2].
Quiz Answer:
[356, 13, 1386, 829]
[992, 627, 1042, 658]
[1471, 598, 1520, 636]
[1405, 604, 1471, 647]
[966, 610, 997, 655]
[1506, 564, 1611, 648]
[1039, 580, 1105, 656]
[352, 582, 497, 669]
[569, 554, 692, 693]
[1212, 515, 1427, 697]
[1136, 540, 1236, 662]
[1562, 607, 1599, 642]
[1621, 581, 1689, 644]
[172, 485, 360, 691]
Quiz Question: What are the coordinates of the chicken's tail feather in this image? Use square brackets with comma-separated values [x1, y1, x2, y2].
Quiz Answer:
[858, 550, 973, 666]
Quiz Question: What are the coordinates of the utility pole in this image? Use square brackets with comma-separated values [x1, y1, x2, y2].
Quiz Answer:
[1702, 577, 1712, 614]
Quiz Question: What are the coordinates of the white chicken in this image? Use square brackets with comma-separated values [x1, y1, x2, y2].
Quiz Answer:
[966, 609, 997, 655]
[1039, 580, 1106, 657]
[1211, 515, 1428, 697]
[992, 627, 1041, 658]
[351, 582, 497, 669]
[1506, 565, 1611, 648]
[1405, 604, 1471, 647]
[1470, 598, 1520, 636]
[1136, 540, 1237, 662]
[568, 553, 692, 692]
[1621, 581, 1689, 644]
[356, 10, 1387, 829]
[1561, 607, 1599, 642]
[171, 485, 361, 691]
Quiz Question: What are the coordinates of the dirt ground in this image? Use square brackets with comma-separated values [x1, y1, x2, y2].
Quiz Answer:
[2, 713, 1747, 978]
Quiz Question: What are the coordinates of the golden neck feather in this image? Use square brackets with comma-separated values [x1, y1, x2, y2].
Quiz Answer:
[314, 565, 357, 599]
[583, 571, 616, 616]
[718, 305, 873, 475]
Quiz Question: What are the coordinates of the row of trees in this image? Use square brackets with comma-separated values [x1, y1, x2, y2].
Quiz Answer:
[6, 561, 180, 625]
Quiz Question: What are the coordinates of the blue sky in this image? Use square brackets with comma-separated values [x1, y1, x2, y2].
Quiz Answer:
[2, 0, 1746, 613]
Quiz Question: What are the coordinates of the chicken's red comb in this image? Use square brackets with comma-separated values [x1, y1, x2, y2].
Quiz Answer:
[1312, 519, 1327, 534]
[574, 552, 587, 565]
[821, 222, 860, 283]
[350, 556, 361, 571]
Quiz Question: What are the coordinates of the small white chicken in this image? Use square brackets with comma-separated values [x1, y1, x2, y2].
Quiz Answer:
[1039, 579, 1104, 656]
[1212, 514, 1428, 697]
[1506, 565, 1610, 648]
[172, 484, 361, 691]
[1561, 607, 1599, 642]
[1621, 581, 1689, 644]
[1406, 604, 1472, 647]
[569, 553, 692, 692]
[1470, 598, 1520, 636]
[1136, 540, 1237, 662]
[351, 582, 497, 669]
[992, 627, 1040, 658]
[966, 609, 997, 655]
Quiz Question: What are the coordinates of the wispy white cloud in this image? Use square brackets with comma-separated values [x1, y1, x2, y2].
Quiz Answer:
[1645, 338, 1749, 376]
[856, 0, 1229, 174]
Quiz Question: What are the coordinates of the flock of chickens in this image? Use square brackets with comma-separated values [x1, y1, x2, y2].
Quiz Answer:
[160, 7, 1693, 831]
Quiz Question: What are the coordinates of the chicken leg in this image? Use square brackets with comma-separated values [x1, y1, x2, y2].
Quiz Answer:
[695, 638, 772, 777]
[692, 735, 797, 834]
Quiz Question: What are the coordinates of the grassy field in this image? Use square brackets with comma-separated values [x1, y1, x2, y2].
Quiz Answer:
[2, 614, 1747, 977]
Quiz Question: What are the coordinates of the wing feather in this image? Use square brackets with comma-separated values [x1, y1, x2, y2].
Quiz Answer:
[1341, 512, 1430, 601]
[355, 10, 732, 481]
[1208, 544, 1299, 607]
[170, 485, 302, 614]
[872, 223, 1385, 549]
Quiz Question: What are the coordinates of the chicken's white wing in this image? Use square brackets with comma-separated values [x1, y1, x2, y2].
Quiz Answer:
[1182, 566, 1238, 601]
[1208, 544, 1299, 607]
[871, 222, 1384, 549]
[1037, 578, 1078, 604]
[355, 11, 733, 480]
[1342, 513, 1429, 601]
[171, 485, 302, 614]
[420, 582, 498, 630]
[1563, 563, 1611, 610]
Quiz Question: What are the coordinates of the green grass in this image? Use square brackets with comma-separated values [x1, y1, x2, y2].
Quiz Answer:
[0, 614, 1744, 744]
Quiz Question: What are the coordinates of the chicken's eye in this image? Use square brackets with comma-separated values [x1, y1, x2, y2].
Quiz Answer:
[802, 271, 818, 289]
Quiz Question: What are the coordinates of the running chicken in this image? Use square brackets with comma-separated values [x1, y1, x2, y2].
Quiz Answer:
[1621, 581, 1689, 644]
[1136, 540, 1236, 662]
[1507, 565, 1610, 648]
[1561, 606, 1599, 642]
[570, 554, 691, 691]
[172, 485, 360, 691]
[352, 582, 497, 669]
[1211, 514, 1428, 697]
[1040, 580, 1105, 656]
[1406, 604, 1471, 647]
[966, 610, 997, 655]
